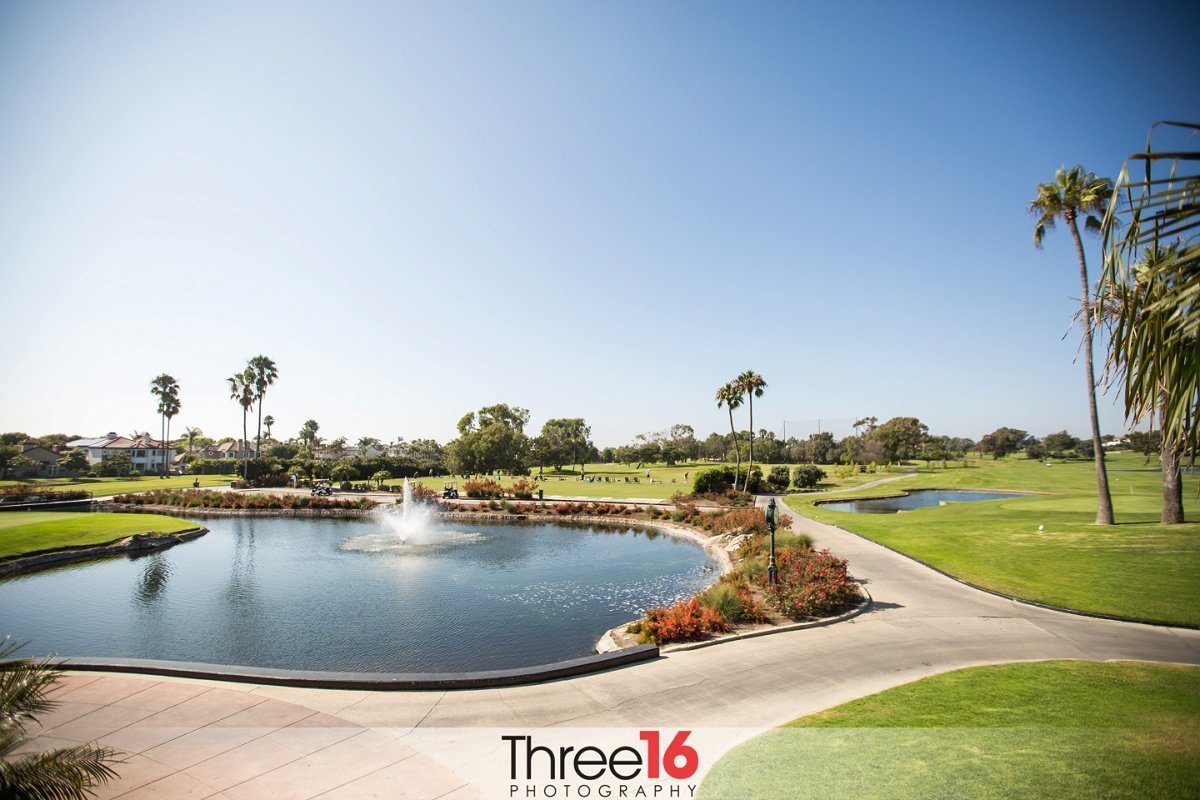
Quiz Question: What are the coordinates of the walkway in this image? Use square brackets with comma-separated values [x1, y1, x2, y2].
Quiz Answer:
[24, 496, 1200, 799]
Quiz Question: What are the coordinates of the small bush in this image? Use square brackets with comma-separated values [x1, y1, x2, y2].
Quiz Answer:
[767, 465, 791, 491]
[510, 478, 540, 499]
[463, 478, 503, 498]
[692, 466, 737, 494]
[699, 582, 746, 624]
[792, 465, 827, 489]
[763, 547, 860, 619]
[638, 598, 729, 644]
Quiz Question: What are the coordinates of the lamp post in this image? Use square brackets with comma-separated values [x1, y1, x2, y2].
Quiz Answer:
[765, 497, 778, 586]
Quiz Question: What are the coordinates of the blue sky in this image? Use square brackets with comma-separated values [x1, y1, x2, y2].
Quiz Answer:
[1, 1, 1197, 447]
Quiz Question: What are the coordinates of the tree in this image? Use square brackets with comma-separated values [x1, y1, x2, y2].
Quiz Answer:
[1125, 430, 1163, 464]
[263, 415, 275, 440]
[867, 417, 928, 462]
[94, 452, 133, 477]
[228, 369, 255, 479]
[57, 449, 89, 475]
[0, 445, 20, 479]
[1102, 122, 1199, 524]
[1031, 164, 1115, 525]
[356, 436, 381, 457]
[1042, 430, 1080, 458]
[299, 419, 320, 451]
[150, 373, 180, 477]
[446, 403, 531, 475]
[978, 427, 1028, 460]
[852, 416, 878, 438]
[538, 418, 593, 472]
[735, 370, 767, 491]
[715, 383, 743, 487]
[0, 638, 120, 799]
[247, 355, 278, 458]
[183, 426, 203, 455]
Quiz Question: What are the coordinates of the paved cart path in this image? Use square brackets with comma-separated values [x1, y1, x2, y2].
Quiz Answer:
[26, 496, 1200, 799]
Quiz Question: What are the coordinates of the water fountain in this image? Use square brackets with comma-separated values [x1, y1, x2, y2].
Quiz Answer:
[339, 478, 483, 554]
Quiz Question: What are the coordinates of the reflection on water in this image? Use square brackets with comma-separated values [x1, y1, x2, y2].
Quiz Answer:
[0, 517, 712, 672]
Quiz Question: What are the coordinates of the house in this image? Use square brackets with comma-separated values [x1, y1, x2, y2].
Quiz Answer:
[14, 442, 61, 478]
[213, 440, 256, 460]
[66, 432, 177, 473]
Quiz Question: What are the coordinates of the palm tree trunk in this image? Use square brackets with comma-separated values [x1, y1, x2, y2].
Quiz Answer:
[242, 410, 249, 481]
[728, 409, 741, 488]
[165, 417, 172, 478]
[255, 400, 263, 459]
[744, 396, 755, 492]
[1069, 215, 1115, 525]
[1161, 432, 1184, 523]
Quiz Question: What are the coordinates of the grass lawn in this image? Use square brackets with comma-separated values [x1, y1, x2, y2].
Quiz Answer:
[0, 474, 234, 498]
[699, 660, 1200, 800]
[786, 452, 1200, 626]
[0, 512, 199, 560]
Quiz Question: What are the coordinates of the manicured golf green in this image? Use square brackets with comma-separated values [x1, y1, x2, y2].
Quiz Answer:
[1, 474, 234, 498]
[0, 512, 199, 560]
[787, 453, 1200, 625]
[699, 660, 1200, 800]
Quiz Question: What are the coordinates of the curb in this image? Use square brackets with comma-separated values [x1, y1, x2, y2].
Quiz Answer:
[44, 645, 660, 690]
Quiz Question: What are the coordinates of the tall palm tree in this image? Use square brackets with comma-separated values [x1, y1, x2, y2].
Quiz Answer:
[1030, 165, 1115, 525]
[263, 415, 275, 440]
[715, 383, 743, 488]
[247, 355, 278, 459]
[150, 374, 180, 478]
[735, 370, 767, 491]
[1102, 122, 1200, 523]
[0, 638, 120, 799]
[228, 369, 255, 480]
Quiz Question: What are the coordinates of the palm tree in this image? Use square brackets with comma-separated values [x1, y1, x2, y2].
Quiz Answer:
[149, 374, 180, 478]
[1030, 165, 1115, 525]
[735, 370, 767, 492]
[715, 383, 743, 488]
[247, 355, 278, 459]
[228, 369, 255, 480]
[1102, 122, 1200, 524]
[184, 426, 202, 455]
[263, 415, 275, 440]
[0, 638, 120, 799]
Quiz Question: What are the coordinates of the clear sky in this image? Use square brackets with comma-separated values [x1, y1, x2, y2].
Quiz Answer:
[1, 1, 1197, 447]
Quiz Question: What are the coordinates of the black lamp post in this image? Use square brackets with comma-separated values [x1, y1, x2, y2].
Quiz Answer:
[765, 497, 778, 585]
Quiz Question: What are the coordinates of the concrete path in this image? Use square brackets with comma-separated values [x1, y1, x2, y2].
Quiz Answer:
[24, 497, 1200, 799]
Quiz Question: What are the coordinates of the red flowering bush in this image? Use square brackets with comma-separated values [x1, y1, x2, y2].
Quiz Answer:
[463, 479, 504, 498]
[763, 547, 860, 619]
[510, 478, 540, 499]
[636, 597, 730, 645]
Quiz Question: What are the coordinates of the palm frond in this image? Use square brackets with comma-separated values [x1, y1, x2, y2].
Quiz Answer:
[0, 742, 122, 800]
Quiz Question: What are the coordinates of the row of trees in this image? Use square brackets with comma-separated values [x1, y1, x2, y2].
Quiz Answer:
[715, 370, 767, 492]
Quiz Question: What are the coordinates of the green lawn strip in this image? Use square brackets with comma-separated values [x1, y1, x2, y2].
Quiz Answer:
[699, 661, 1200, 800]
[0, 474, 234, 498]
[0, 512, 199, 560]
[787, 454, 1200, 626]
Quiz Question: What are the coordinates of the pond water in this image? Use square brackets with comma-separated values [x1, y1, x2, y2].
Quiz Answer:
[0, 516, 715, 672]
[818, 489, 1034, 514]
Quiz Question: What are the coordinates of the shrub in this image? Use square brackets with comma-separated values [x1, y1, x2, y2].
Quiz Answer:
[744, 466, 765, 493]
[763, 547, 860, 619]
[510, 478, 540, 500]
[692, 466, 737, 495]
[767, 465, 790, 491]
[709, 507, 767, 536]
[792, 464, 826, 489]
[463, 478, 503, 498]
[699, 582, 746, 624]
[638, 597, 730, 644]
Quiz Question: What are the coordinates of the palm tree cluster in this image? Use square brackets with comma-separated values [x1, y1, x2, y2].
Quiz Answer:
[714, 370, 767, 492]
[228, 355, 279, 479]
[1030, 165, 1116, 525]
[0, 638, 120, 799]
[149, 374, 180, 478]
